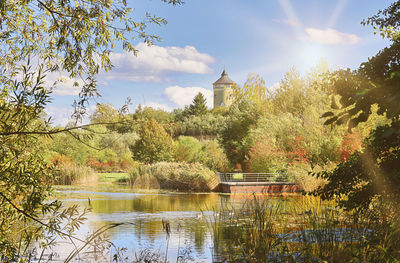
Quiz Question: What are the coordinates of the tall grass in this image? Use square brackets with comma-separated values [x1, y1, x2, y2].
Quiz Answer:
[53, 163, 98, 185]
[210, 195, 400, 262]
[128, 162, 219, 191]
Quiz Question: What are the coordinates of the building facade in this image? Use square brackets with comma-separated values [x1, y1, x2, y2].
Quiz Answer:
[213, 69, 235, 109]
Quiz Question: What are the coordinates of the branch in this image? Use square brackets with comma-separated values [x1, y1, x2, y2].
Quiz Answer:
[0, 191, 86, 243]
[0, 121, 131, 136]
[36, 0, 60, 28]
[0, 191, 133, 260]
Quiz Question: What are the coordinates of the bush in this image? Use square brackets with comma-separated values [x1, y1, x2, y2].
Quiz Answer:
[247, 137, 287, 173]
[129, 162, 219, 191]
[175, 136, 202, 162]
[197, 140, 231, 172]
[289, 162, 331, 192]
[53, 163, 97, 185]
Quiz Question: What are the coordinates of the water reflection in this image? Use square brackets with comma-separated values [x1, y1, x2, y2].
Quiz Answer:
[56, 188, 232, 262]
[55, 187, 301, 262]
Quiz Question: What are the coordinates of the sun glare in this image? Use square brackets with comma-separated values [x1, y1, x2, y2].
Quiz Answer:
[296, 44, 330, 72]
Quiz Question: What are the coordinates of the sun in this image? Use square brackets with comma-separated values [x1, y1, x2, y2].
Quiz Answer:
[295, 44, 330, 73]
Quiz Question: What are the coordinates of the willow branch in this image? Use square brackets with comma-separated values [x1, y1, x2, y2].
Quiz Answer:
[0, 121, 131, 136]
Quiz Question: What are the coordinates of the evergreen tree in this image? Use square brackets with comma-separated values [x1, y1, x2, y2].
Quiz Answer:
[188, 93, 208, 116]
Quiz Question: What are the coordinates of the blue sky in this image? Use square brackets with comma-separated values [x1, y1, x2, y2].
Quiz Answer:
[47, 0, 393, 125]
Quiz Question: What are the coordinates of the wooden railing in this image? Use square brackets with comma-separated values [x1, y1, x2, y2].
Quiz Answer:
[217, 172, 291, 183]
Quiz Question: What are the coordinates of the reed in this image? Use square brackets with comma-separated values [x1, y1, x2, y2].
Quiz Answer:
[210, 195, 400, 262]
[128, 162, 219, 191]
[53, 163, 98, 185]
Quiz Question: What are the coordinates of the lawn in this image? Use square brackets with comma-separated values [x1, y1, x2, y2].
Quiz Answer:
[97, 172, 130, 183]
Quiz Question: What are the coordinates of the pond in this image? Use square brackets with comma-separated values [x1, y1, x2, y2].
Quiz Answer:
[49, 185, 304, 262]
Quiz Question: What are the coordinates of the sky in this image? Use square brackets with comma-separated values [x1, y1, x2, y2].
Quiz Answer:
[46, 0, 394, 125]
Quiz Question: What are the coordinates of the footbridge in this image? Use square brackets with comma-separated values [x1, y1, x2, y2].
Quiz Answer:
[216, 173, 299, 193]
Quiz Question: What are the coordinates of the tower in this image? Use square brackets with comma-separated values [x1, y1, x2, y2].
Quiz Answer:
[213, 69, 235, 108]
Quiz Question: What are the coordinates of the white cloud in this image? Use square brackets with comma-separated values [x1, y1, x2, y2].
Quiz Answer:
[45, 73, 83, 96]
[141, 102, 173, 112]
[45, 104, 96, 126]
[305, 28, 361, 45]
[103, 43, 215, 83]
[45, 106, 73, 126]
[164, 86, 213, 108]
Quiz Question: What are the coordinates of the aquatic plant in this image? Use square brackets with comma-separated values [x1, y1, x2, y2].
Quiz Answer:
[129, 162, 219, 191]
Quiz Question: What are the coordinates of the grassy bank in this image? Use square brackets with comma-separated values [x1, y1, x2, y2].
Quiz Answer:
[129, 162, 219, 191]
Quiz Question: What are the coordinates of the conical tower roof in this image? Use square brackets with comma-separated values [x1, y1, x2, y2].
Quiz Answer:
[213, 69, 234, 85]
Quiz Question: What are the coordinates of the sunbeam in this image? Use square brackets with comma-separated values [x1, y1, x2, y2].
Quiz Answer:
[328, 0, 348, 28]
[278, 0, 303, 36]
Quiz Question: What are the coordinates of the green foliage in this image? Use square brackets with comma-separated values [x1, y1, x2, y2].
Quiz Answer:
[362, 0, 400, 40]
[133, 105, 174, 124]
[220, 98, 262, 169]
[249, 112, 343, 167]
[272, 67, 307, 117]
[45, 126, 137, 171]
[233, 73, 271, 112]
[197, 140, 231, 172]
[97, 172, 131, 183]
[91, 103, 120, 124]
[0, 0, 180, 260]
[316, 3, 400, 212]
[187, 92, 208, 116]
[129, 162, 219, 191]
[168, 112, 227, 138]
[131, 119, 175, 164]
[46, 131, 95, 165]
[312, 120, 400, 211]
[0, 0, 182, 120]
[0, 67, 99, 261]
[0, 68, 57, 258]
[90, 103, 133, 133]
[175, 136, 202, 162]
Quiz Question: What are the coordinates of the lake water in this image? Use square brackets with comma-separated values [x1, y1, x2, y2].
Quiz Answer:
[51, 185, 303, 262]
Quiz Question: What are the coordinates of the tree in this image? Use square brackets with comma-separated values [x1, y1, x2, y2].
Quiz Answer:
[133, 105, 174, 124]
[0, 0, 182, 259]
[91, 103, 120, 124]
[175, 136, 202, 163]
[90, 103, 134, 133]
[0, 0, 182, 121]
[233, 73, 271, 113]
[131, 119, 175, 164]
[272, 67, 308, 118]
[220, 98, 262, 170]
[188, 92, 208, 116]
[314, 2, 400, 211]
[247, 137, 287, 173]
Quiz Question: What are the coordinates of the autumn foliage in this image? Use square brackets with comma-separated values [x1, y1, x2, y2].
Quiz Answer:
[339, 132, 362, 162]
[248, 137, 287, 173]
